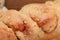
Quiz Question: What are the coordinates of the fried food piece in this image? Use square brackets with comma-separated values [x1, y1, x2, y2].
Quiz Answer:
[0, 22, 17, 40]
[0, 10, 24, 31]
[19, 3, 58, 33]
[0, 10, 45, 40]
[45, 1, 60, 40]
[19, 3, 60, 40]
[16, 12, 45, 40]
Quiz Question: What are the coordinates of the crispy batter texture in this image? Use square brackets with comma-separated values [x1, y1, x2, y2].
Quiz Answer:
[0, 22, 17, 40]
[0, 10, 24, 31]
[19, 3, 58, 33]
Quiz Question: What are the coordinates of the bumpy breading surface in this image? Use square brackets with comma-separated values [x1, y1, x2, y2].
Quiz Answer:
[0, 10, 44, 40]
[19, 3, 58, 33]
[0, 10, 24, 31]
[0, 22, 17, 40]
[19, 1, 60, 40]
[0, 0, 60, 40]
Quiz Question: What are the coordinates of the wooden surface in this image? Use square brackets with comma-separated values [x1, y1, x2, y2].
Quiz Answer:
[5, 0, 54, 10]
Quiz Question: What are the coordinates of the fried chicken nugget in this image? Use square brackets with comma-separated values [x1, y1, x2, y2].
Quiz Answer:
[19, 3, 58, 33]
[0, 10, 45, 40]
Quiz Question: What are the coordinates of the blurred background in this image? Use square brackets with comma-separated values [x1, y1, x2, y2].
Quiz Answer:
[5, 0, 54, 10]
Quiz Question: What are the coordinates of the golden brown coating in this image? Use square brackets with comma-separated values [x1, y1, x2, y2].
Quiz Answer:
[0, 10, 44, 40]
[16, 11, 45, 40]
[19, 3, 58, 33]
[45, 1, 60, 40]
[0, 10, 24, 31]
[0, 22, 17, 40]
[19, 2, 60, 40]
[0, 1, 60, 40]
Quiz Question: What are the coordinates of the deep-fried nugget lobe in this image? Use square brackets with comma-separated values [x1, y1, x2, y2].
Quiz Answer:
[19, 3, 58, 33]
[0, 10, 24, 31]
[0, 22, 17, 40]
